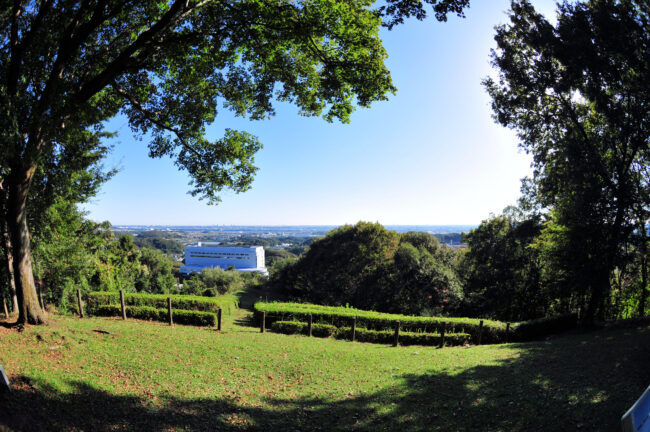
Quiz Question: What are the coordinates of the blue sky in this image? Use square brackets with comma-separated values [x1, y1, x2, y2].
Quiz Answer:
[83, 0, 558, 226]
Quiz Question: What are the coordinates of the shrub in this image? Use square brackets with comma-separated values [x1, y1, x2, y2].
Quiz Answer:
[182, 267, 244, 296]
[334, 327, 470, 346]
[271, 321, 337, 338]
[90, 304, 216, 326]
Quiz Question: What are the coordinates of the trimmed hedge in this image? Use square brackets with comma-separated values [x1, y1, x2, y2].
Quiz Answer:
[271, 321, 337, 338]
[270, 320, 470, 346]
[256, 302, 578, 344]
[255, 302, 507, 343]
[335, 327, 471, 346]
[87, 291, 239, 315]
[92, 304, 217, 327]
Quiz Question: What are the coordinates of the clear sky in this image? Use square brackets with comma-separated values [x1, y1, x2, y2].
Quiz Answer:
[83, 0, 559, 226]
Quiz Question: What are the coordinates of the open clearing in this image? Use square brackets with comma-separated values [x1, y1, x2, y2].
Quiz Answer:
[0, 309, 648, 431]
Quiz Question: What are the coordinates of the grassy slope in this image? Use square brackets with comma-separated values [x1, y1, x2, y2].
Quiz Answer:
[0, 308, 649, 431]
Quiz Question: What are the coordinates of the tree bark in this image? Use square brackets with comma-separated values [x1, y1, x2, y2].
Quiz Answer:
[6, 168, 46, 325]
[1, 220, 19, 314]
[640, 254, 648, 317]
[584, 265, 610, 324]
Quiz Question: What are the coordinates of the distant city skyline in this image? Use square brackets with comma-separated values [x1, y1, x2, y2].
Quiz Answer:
[83, 0, 559, 226]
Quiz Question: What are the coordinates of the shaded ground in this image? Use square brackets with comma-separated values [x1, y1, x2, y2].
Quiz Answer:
[0, 312, 648, 431]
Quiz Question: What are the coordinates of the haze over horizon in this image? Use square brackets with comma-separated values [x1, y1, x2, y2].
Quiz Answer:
[83, 0, 559, 227]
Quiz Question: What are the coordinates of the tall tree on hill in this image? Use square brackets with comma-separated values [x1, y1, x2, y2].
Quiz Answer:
[0, 0, 471, 324]
[484, 0, 650, 321]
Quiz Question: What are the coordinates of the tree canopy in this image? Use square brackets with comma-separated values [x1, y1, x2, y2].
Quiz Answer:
[271, 222, 463, 315]
[484, 0, 650, 321]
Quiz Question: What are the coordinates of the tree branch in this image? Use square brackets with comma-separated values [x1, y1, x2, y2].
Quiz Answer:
[7, 0, 54, 99]
[73, 0, 196, 104]
[110, 82, 210, 173]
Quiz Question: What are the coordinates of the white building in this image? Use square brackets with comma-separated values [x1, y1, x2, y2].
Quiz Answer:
[179, 243, 268, 276]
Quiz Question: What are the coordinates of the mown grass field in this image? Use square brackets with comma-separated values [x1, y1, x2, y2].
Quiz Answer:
[0, 307, 649, 431]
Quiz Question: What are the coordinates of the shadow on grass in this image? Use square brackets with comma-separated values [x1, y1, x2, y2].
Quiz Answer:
[1, 327, 649, 431]
[232, 312, 258, 329]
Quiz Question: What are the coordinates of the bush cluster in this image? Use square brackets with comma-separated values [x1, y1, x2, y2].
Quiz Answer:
[91, 304, 217, 326]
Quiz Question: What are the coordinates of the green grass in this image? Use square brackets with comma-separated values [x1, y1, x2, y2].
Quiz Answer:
[1, 311, 648, 431]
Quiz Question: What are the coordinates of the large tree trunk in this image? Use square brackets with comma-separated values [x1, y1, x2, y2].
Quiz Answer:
[2, 220, 19, 314]
[583, 264, 611, 324]
[6, 168, 46, 325]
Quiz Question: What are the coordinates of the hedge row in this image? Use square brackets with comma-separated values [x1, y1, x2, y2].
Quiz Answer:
[92, 305, 217, 327]
[255, 302, 506, 343]
[257, 302, 578, 344]
[270, 321, 471, 346]
[87, 291, 239, 315]
[271, 321, 337, 338]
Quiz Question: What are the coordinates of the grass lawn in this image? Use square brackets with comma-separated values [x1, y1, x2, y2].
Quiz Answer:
[0, 307, 648, 431]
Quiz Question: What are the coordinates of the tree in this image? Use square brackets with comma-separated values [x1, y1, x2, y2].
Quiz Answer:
[460, 212, 543, 321]
[386, 232, 463, 315]
[137, 248, 177, 293]
[484, 0, 650, 321]
[1, 0, 470, 324]
[280, 222, 400, 307]
[0, 120, 114, 318]
[272, 223, 462, 315]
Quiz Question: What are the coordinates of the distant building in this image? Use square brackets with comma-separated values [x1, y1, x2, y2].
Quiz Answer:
[179, 243, 268, 276]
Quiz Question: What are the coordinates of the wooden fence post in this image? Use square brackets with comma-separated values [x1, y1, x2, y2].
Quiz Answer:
[77, 289, 84, 318]
[217, 309, 222, 331]
[3, 298, 8, 320]
[167, 297, 173, 326]
[440, 322, 446, 348]
[260, 311, 266, 333]
[505, 322, 510, 343]
[393, 321, 400, 347]
[308, 314, 313, 337]
[478, 320, 484, 345]
[120, 290, 127, 320]
[351, 317, 356, 342]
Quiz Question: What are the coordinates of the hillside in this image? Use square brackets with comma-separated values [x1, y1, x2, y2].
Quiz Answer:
[0, 310, 648, 431]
